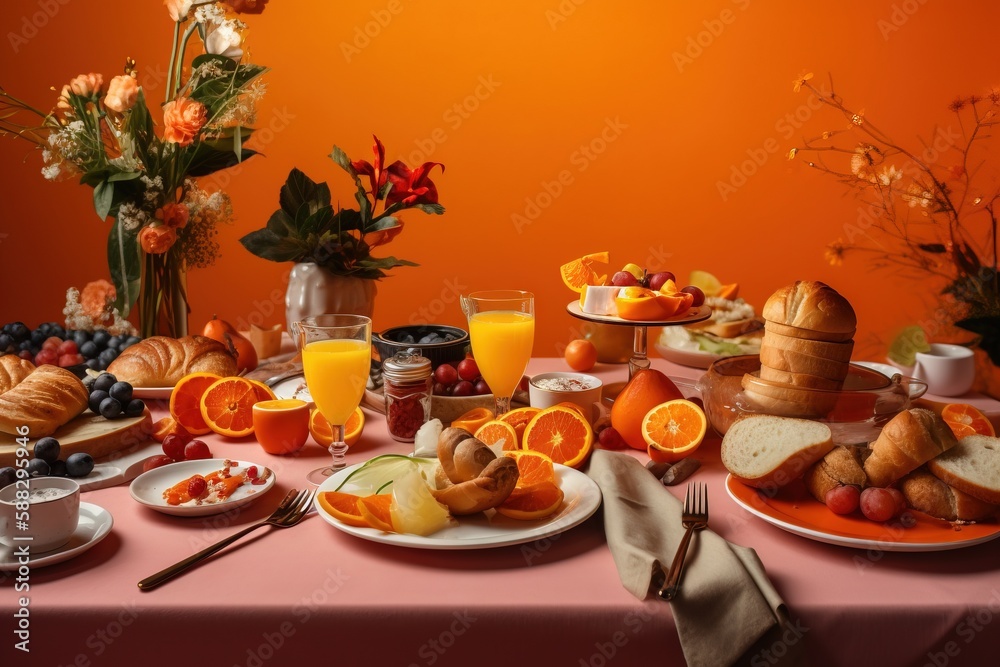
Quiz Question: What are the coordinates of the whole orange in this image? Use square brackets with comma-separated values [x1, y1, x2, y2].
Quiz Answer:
[610, 369, 683, 449]
[564, 339, 598, 372]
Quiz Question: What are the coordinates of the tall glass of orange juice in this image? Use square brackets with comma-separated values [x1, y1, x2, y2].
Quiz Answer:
[462, 290, 534, 417]
[297, 314, 372, 484]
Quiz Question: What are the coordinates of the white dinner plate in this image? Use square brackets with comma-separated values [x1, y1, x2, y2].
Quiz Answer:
[315, 464, 602, 549]
[0, 502, 113, 570]
[129, 459, 276, 517]
[131, 386, 174, 400]
[726, 475, 1000, 552]
[566, 301, 712, 327]
[271, 375, 312, 403]
[653, 342, 722, 369]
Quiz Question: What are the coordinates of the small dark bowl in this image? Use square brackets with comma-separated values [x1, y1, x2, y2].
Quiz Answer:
[373, 325, 470, 369]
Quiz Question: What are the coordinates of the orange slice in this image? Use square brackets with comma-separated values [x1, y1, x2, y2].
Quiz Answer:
[716, 283, 740, 300]
[642, 399, 707, 463]
[504, 450, 555, 487]
[451, 406, 495, 435]
[497, 481, 565, 520]
[559, 251, 610, 293]
[318, 491, 369, 527]
[247, 379, 277, 403]
[151, 416, 191, 444]
[947, 422, 979, 439]
[475, 420, 519, 451]
[498, 406, 540, 448]
[309, 407, 365, 447]
[522, 405, 593, 468]
[941, 403, 996, 437]
[357, 494, 394, 532]
[199, 376, 258, 437]
[168, 372, 222, 436]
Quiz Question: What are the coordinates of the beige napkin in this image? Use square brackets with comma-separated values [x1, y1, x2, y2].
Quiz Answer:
[586, 450, 799, 667]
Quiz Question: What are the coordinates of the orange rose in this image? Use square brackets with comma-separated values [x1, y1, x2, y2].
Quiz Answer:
[138, 225, 177, 254]
[79, 279, 117, 321]
[58, 72, 103, 109]
[157, 202, 189, 230]
[162, 97, 207, 147]
[104, 75, 139, 113]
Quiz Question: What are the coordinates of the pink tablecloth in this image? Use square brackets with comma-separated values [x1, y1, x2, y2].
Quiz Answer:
[3, 357, 1000, 666]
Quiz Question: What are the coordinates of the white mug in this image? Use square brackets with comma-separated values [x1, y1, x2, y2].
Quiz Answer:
[0, 477, 81, 553]
[912, 344, 976, 397]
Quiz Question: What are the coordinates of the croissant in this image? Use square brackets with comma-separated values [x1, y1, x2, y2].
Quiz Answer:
[0, 365, 89, 437]
[864, 408, 958, 488]
[107, 336, 238, 387]
[0, 355, 35, 395]
[432, 428, 520, 514]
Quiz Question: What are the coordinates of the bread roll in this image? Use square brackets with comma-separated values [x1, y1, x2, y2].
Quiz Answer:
[764, 320, 855, 343]
[803, 446, 870, 503]
[0, 355, 35, 395]
[437, 427, 493, 484]
[107, 336, 237, 386]
[761, 330, 854, 363]
[758, 365, 844, 391]
[0, 365, 89, 437]
[864, 409, 958, 488]
[759, 345, 850, 382]
[721, 415, 834, 489]
[900, 468, 998, 522]
[741, 373, 838, 418]
[762, 281, 857, 338]
[927, 435, 1000, 505]
[431, 456, 520, 515]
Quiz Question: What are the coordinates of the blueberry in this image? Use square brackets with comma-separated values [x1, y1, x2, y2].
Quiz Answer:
[18, 340, 32, 352]
[10, 322, 30, 342]
[92, 330, 110, 349]
[0, 323, 9, 334]
[99, 396, 122, 419]
[124, 336, 142, 348]
[89, 390, 110, 413]
[65, 453, 94, 478]
[109, 381, 133, 404]
[98, 348, 118, 368]
[49, 460, 68, 477]
[26, 458, 50, 477]
[73, 330, 90, 347]
[85, 359, 101, 371]
[38, 322, 51, 335]
[30, 329, 47, 346]
[0, 467, 15, 489]
[124, 398, 145, 417]
[107, 336, 122, 350]
[0, 333, 13, 352]
[33, 437, 60, 464]
[51, 324, 65, 339]
[93, 373, 117, 393]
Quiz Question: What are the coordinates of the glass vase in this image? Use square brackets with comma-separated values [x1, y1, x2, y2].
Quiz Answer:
[139, 246, 189, 339]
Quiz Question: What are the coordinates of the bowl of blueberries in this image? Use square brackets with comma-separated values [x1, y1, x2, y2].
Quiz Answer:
[372, 325, 470, 372]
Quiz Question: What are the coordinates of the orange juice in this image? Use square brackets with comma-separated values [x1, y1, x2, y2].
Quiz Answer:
[469, 310, 535, 399]
[302, 339, 371, 425]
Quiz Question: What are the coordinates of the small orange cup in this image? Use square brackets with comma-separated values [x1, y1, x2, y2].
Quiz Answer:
[253, 399, 310, 455]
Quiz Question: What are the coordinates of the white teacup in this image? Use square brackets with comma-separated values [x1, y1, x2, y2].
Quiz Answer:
[0, 477, 81, 553]
[912, 344, 975, 397]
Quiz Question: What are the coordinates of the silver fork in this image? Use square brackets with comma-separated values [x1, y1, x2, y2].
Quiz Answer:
[138, 488, 316, 591]
[658, 482, 709, 601]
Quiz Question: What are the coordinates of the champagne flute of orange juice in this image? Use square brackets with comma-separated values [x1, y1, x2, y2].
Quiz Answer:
[462, 291, 534, 417]
[298, 314, 372, 484]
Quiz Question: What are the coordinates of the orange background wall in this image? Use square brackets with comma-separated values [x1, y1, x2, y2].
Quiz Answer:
[1, 0, 996, 359]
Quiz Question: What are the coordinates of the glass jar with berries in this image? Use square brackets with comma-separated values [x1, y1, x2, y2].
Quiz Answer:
[382, 352, 433, 442]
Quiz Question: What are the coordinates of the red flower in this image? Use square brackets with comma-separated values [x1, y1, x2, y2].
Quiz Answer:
[222, 0, 268, 14]
[385, 160, 444, 206]
[351, 135, 388, 199]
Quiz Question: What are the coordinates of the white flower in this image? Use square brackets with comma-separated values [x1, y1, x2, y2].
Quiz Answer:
[165, 0, 193, 22]
[195, 4, 226, 25]
[205, 21, 244, 59]
[41, 164, 61, 180]
[877, 165, 902, 186]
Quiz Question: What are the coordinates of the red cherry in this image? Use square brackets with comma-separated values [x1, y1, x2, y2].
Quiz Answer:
[162, 434, 187, 461]
[433, 363, 458, 385]
[184, 440, 212, 460]
[187, 475, 207, 497]
[57, 339, 78, 356]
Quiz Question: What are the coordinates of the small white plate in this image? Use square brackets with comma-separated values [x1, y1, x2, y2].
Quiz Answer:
[566, 301, 712, 327]
[315, 464, 602, 549]
[271, 375, 312, 402]
[853, 361, 903, 380]
[0, 502, 113, 570]
[654, 341, 723, 369]
[129, 459, 275, 517]
[131, 386, 174, 400]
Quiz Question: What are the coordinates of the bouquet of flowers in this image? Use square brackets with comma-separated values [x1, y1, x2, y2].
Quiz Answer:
[0, 0, 269, 337]
[789, 73, 1000, 367]
[240, 135, 445, 278]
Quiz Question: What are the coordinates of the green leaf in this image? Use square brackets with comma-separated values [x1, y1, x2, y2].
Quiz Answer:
[333, 208, 365, 232]
[280, 168, 328, 216]
[355, 185, 371, 221]
[186, 143, 258, 177]
[191, 53, 237, 73]
[238, 229, 308, 263]
[108, 171, 142, 183]
[94, 181, 114, 220]
[412, 203, 445, 215]
[300, 207, 333, 238]
[365, 216, 400, 233]
[265, 210, 296, 238]
[125, 90, 155, 164]
[329, 145, 357, 178]
[378, 181, 393, 200]
[107, 219, 140, 317]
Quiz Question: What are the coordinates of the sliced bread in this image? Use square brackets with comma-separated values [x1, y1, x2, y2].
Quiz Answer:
[721, 415, 835, 489]
[927, 435, 1000, 505]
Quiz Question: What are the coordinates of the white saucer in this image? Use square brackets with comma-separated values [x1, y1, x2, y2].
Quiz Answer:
[0, 502, 113, 570]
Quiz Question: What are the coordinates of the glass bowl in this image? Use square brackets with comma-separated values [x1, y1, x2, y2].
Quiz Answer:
[696, 355, 928, 445]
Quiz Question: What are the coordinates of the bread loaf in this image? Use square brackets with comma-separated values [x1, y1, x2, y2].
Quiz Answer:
[759, 345, 850, 382]
[758, 365, 844, 390]
[864, 409, 958, 488]
[107, 336, 237, 386]
[761, 281, 857, 338]
[927, 435, 1000, 505]
[0, 355, 35, 395]
[721, 415, 834, 489]
[0, 365, 89, 437]
[761, 330, 854, 363]
[900, 468, 999, 522]
[741, 373, 838, 418]
[803, 446, 869, 503]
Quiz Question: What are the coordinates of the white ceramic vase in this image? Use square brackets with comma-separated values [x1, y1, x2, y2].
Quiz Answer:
[285, 263, 377, 336]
